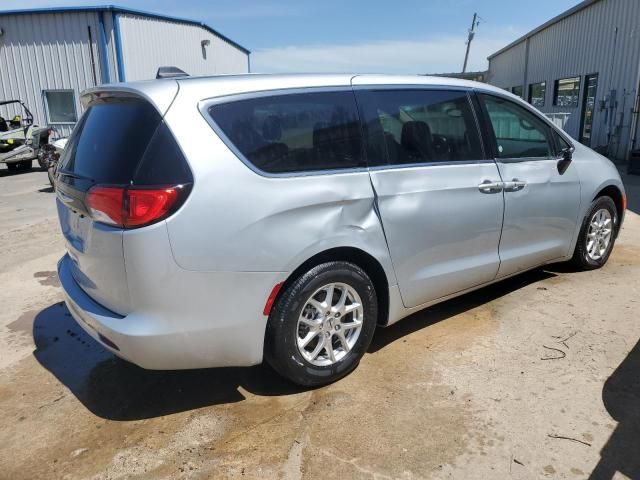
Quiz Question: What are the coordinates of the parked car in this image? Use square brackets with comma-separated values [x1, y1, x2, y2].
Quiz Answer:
[0, 100, 51, 171]
[54, 74, 626, 386]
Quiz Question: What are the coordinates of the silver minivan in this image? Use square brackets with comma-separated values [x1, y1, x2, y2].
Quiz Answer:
[55, 74, 626, 386]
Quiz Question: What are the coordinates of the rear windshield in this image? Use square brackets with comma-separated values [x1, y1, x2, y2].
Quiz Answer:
[59, 97, 192, 187]
[208, 91, 364, 174]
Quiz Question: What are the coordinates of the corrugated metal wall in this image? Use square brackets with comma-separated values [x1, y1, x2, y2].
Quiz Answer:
[486, 41, 527, 90]
[0, 11, 103, 138]
[487, 0, 640, 160]
[1, 10, 248, 139]
[117, 14, 249, 81]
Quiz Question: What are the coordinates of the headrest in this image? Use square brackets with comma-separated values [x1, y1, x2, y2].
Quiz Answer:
[262, 115, 282, 142]
[313, 121, 331, 148]
[401, 121, 433, 158]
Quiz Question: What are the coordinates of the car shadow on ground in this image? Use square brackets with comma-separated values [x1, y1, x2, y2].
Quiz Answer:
[0, 166, 36, 178]
[34, 267, 557, 421]
[32, 303, 307, 421]
[369, 268, 556, 352]
[589, 339, 640, 480]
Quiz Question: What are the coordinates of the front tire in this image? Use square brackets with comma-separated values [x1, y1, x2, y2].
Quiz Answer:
[572, 196, 618, 270]
[265, 261, 377, 387]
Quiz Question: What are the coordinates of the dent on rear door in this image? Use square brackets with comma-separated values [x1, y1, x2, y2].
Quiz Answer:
[166, 162, 394, 276]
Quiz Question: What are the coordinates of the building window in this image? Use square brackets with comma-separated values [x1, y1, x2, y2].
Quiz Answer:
[43, 90, 77, 124]
[553, 77, 580, 107]
[511, 86, 523, 98]
[528, 82, 546, 107]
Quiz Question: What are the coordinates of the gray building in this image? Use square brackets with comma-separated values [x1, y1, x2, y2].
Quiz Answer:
[487, 0, 640, 162]
[0, 5, 250, 137]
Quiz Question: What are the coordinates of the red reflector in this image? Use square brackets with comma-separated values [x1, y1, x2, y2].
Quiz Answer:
[263, 282, 283, 316]
[86, 185, 181, 228]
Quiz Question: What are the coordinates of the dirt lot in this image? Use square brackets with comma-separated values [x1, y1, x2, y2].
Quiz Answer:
[1, 166, 639, 480]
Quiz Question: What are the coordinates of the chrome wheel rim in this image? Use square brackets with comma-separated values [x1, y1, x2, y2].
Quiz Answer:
[296, 282, 364, 367]
[587, 208, 613, 261]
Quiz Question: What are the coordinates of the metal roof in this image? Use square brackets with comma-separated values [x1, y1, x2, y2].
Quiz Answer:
[487, 0, 600, 60]
[0, 4, 250, 54]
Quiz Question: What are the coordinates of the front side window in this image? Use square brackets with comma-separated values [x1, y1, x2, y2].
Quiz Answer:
[528, 82, 546, 107]
[43, 90, 77, 124]
[554, 77, 581, 107]
[480, 94, 552, 159]
[356, 89, 483, 166]
[208, 91, 363, 174]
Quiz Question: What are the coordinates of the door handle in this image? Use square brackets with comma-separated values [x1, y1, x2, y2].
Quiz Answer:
[503, 179, 527, 192]
[478, 180, 503, 193]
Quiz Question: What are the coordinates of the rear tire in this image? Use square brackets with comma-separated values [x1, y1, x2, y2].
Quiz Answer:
[47, 167, 56, 189]
[7, 160, 32, 171]
[571, 196, 618, 270]
[19, 160, 32, 170]
[265, 261, 377, 387]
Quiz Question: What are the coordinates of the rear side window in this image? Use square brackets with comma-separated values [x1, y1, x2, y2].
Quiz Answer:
[59, 97, 191, 187]
[208, 91, 364, 174]
[479, 94, 552, 159]
[355, 89, 483, 167]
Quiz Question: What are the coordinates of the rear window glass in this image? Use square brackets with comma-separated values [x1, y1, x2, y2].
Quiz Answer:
[208, 91, 364, 174]
[59, 97, 191, 186]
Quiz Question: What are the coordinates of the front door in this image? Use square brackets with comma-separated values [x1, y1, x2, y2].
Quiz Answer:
[478, 93, 581, 278]
[355, 86, 504, 308]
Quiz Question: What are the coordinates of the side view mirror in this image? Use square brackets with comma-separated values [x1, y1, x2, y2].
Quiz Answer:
[557, 147, 574, 175]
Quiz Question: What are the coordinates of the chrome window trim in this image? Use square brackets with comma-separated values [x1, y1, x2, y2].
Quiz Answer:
[367, 159, 496, 172]
[351, 84, 472, 92]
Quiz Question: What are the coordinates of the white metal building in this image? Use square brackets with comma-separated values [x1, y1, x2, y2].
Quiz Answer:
[0, 5, 250, 137]
[487, 0, 640, 162]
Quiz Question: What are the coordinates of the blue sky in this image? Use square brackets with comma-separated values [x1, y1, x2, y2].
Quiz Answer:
[2, 0, 580, 73]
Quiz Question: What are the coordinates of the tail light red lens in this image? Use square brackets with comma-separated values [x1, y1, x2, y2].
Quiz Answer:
[86, 185, 184, 228]
[127, 188, 179, 227]
[86, 186, 125, 226]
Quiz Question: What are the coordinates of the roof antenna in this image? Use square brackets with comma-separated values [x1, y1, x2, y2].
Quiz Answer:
[156, 66, 189, 79]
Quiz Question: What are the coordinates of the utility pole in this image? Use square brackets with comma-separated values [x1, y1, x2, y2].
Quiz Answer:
[462, 12, 478, 74]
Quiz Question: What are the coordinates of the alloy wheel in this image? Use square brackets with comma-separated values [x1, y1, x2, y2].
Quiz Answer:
[296, 282, 364, 367]
[586, 208, 613, 261]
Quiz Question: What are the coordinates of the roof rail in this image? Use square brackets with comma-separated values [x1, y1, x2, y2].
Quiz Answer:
[156, 66, 189, 79]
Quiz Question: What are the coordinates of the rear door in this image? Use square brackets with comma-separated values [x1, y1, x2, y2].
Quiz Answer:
[355, 87, 504, 308]
[476, 93, 581, 277]
[55, 93, 191, 314]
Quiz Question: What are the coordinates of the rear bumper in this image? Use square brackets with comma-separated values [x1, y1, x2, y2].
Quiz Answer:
[58, 253, 283, 369]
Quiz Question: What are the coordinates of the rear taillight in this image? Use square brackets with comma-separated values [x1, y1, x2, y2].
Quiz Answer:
[86, 185, 187, 228]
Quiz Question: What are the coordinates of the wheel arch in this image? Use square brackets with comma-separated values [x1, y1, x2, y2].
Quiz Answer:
[275, 247, 390, 326]
[593, 184, 625, 235]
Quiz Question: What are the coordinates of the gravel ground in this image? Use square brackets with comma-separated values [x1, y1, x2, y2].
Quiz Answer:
[0, 166, 638, 480]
